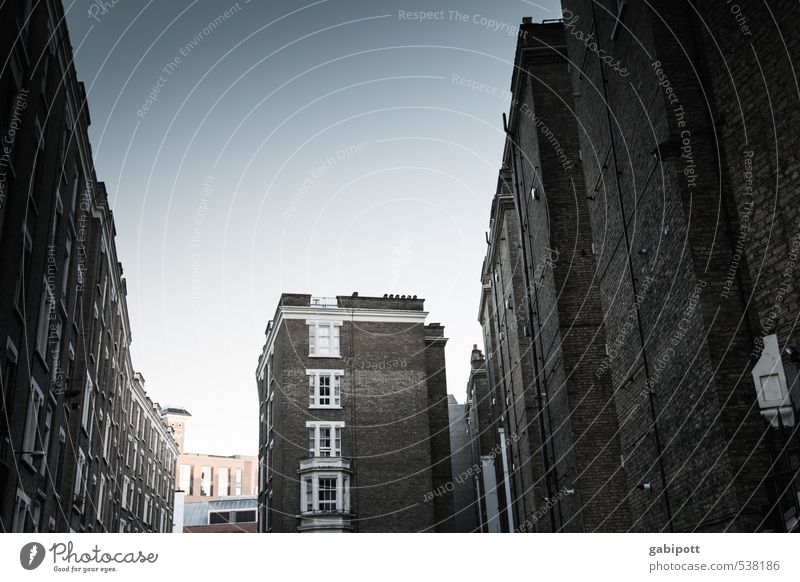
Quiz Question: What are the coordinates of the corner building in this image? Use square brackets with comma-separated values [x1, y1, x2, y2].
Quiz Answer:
[256, 293, 454, 532]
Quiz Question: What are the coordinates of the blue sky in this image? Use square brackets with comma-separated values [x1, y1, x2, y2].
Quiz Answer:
[64, 0, 562, 455]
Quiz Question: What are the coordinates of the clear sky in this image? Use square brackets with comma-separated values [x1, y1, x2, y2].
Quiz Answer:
[64, 0, 561, 455]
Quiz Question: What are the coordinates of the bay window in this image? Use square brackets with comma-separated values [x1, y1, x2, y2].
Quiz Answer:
[299, 472, 351, 514]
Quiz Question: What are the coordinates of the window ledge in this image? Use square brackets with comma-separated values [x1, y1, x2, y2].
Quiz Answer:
[308, 406, 343, 411]
[308, 354, 342, 359]
[298, 457, 350, 473]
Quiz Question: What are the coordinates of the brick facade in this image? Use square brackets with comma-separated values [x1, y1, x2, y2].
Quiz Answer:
[471, 21, 631, 533]
[256, 293, 454, 532]
[0, 0, 178, 533]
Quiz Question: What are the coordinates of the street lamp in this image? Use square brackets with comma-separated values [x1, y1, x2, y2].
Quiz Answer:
[751, 333, 800, 532]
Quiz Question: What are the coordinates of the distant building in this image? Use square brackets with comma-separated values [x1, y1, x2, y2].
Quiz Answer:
[448, 394, 478, 532]
[465, 346, 502, 533]
[256, 293, 454, 532]
[163, 408, 258, 503]
[182, 496, 258, 533]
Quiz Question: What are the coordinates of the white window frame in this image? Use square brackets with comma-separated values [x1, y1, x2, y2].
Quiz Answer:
[217, 467, 229, 497]
[96, 475, 106, 522]
[35, 279, 50, 359]
[121, 476, 130, 510]
[102, 414, 111, 460]
[81, 375, 93, 432]
[299, 473, 350, 514]
[308, 321, 341, 358]
[143, 494, 151, 525]
[40, 405, 53, 475]
[179, 464, 191, 494]
[74, 449, 86, 511]
[307, 369, 343, 408]
[306, 421, 344, 458]
[200, 466, 211, 496]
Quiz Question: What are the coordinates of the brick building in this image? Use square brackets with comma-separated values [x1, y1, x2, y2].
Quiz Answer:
[255, 293, 454, 532]
[0, 0, 177, 533]
[471, 20, 631, 533]
[163, 407, 258, 502]
[465, 346, 503, 532]
[561, 0, 800, 532]
[472, 6, 800, 532]
[447, 394, 478, 532]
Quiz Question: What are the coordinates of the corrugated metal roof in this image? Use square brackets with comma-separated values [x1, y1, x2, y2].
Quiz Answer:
[183, 496, 258, 526]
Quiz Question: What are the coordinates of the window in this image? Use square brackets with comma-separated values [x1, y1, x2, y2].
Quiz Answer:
[304, 477, 312, 512]
[12, 489, 31, 532]
[81, 375, 93, 431]
[62, 236, 71, 295]
[22, 380, 44, 466]
[102, 414, 111, 460]
[35, 280, 50, 358]
[179, 465, 192, 494]
[2, 340, 19, 399]
[200, 466, 211, 496]
[32, 500, 42, 532]
[318, 477, 337, 511]
[97, 476, 106, 522]
[307, 370, 343, 408]
[308, 322, 341, 357]
[209, 511, 230, 524]
[74, 449, 86, 511]
[55, 429, 66, 493]
[208, 510, 256, 524]
[217, 467, 229, 496]
[40, 405, 53, 475]
[14, 222, 33, 314]
[143, 495, 151, 525]
[126, 436, 133, 467]
[121, 476, 130, 510]
[234, 469, 242, 496]
[307, 421, 344, 457]
[299, 474, 350, 514]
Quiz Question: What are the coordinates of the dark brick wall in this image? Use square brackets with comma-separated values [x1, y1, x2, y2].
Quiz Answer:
[0, 0, 176, 534]
[474, 21, 632, 533]
[511, 20, 632, 532]
[562, 0, 775, 531]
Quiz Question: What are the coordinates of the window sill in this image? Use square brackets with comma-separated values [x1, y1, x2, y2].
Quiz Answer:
[308, 354, 342, 359]
[308, 406, 343, 410]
